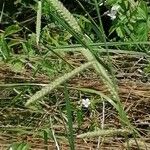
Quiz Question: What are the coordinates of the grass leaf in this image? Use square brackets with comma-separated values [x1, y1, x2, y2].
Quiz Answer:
[64, 84, 75, 150]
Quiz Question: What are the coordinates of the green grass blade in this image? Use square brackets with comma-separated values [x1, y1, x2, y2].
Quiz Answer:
[0, 3, 4, 23]
[0, 36, 10, 60]
[43, 130, 48, 150]
[64, 84, 75, 150]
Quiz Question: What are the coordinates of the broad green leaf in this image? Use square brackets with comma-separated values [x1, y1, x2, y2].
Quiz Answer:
[137, 1, 148, 19]
[0, 36, 10, 60]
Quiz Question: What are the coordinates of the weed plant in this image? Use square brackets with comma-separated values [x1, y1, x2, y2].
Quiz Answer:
[0, 0, 150, 149]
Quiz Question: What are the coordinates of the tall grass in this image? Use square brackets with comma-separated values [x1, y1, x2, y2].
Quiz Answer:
[0, 0, 149, 149]
[25, 0, 132, 130]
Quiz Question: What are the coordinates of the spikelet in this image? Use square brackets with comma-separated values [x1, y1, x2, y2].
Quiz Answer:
[47, 0, 81, 33]
[25, 61, 92, 106]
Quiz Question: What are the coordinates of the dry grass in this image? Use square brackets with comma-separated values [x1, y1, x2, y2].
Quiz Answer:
[0, 54, 149, 149]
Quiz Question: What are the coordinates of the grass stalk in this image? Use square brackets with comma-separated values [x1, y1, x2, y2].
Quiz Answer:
[25, 61, 93, 106]
[36, 1, 42, 46]
[64, 84, 75, 150]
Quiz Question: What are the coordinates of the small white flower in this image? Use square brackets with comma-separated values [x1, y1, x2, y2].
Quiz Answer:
[82, 98, 90, 108]
[107, 5, 120, 20]
[9, 147, 13, 150]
